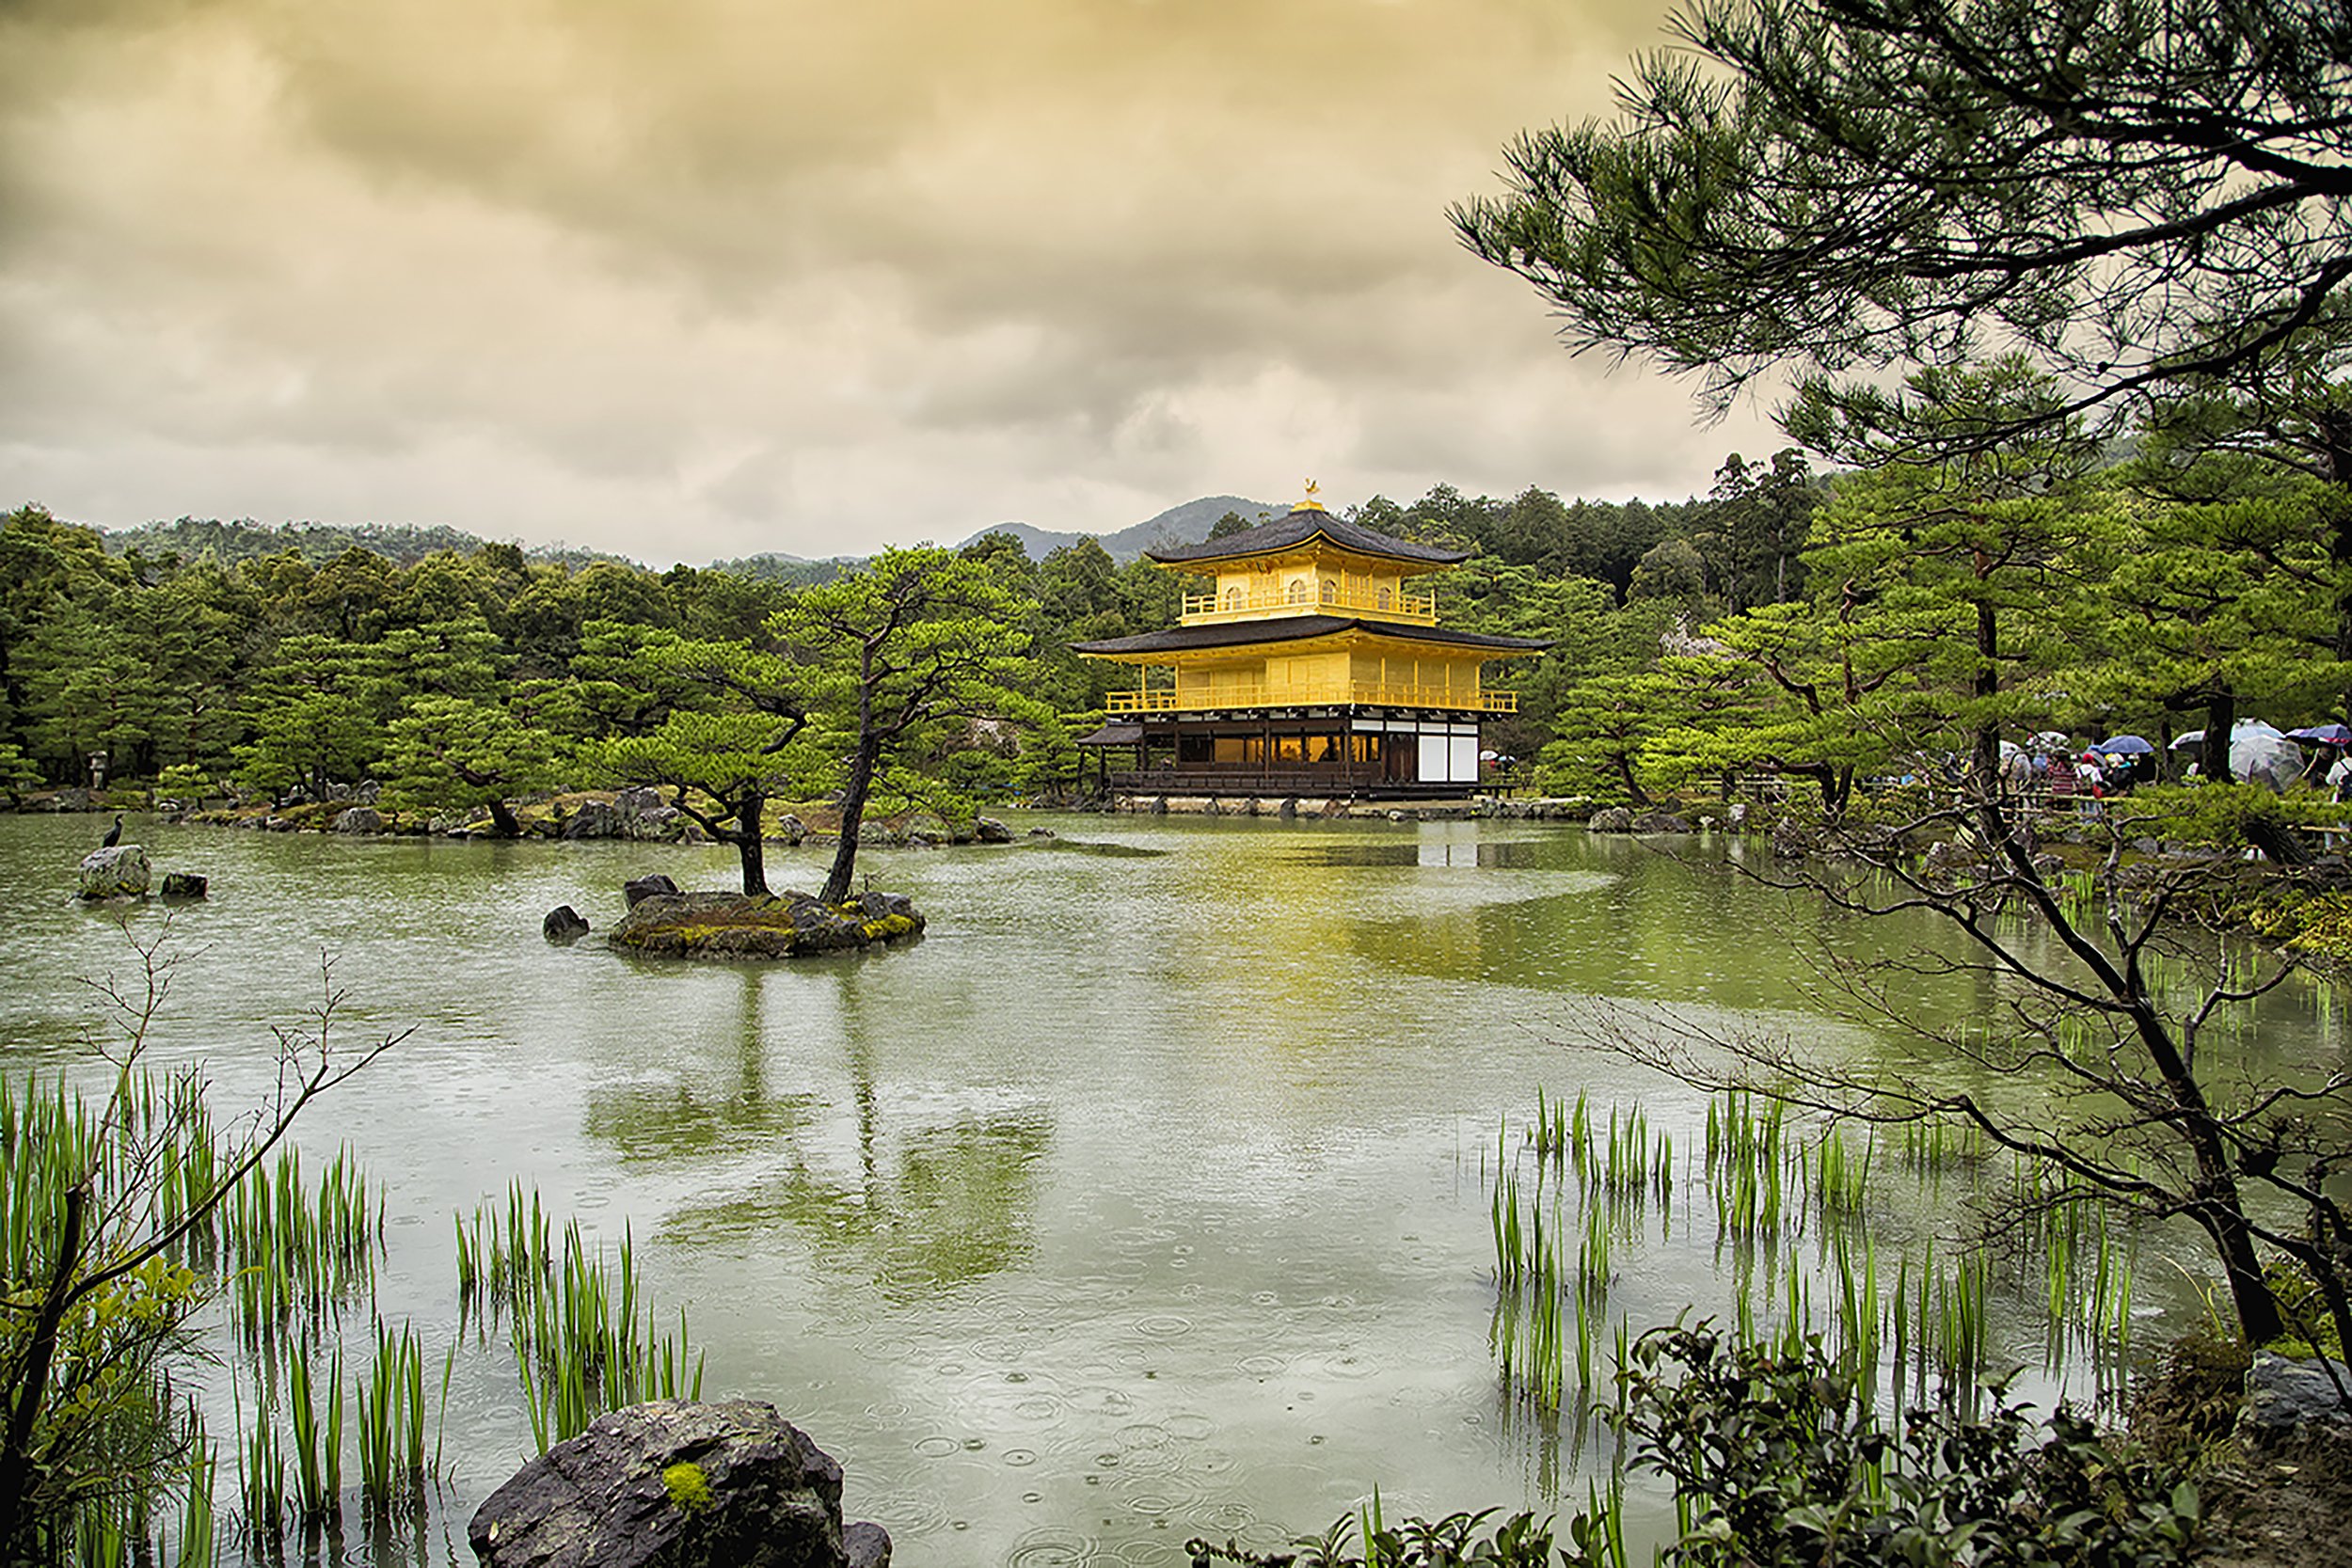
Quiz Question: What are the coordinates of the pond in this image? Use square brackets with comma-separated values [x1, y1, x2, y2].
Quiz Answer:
[1, 810, 2340, 1565]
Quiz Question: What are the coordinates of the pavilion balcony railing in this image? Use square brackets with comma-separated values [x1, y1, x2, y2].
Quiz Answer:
[1104, 682, 1516, 714]
[1104, 768, 1485, 799]
[1179, 588, 1437, 626]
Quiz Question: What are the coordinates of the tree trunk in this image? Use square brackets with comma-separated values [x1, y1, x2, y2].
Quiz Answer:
[2320, 417, 2352, 666]
[734, 793, 769, 896]
[2204, 689, 2237, 784]
[486, 798, 521, 838]
[1616, 751, 1652, 807]
[820, 741, 880, 905]
[0, 1183, 86, 1549]
[1973, 590, 2001, 794]
[2118, 989, 2283, 1342]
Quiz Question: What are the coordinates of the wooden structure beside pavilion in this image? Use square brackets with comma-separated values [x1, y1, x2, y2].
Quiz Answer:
[1071, 494, 1549, 800]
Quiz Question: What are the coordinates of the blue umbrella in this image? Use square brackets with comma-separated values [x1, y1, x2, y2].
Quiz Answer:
[2288, 722, 2352, 745]
[2094, 735, 2154, 755]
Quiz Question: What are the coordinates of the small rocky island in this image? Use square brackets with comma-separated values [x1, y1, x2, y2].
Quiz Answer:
[599, 878, 924, 959]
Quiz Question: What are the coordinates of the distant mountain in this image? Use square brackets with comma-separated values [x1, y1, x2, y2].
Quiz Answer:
[706, 550, 855, 587]
[104, 516, 643, 570]
[959, 495, 1282, 564]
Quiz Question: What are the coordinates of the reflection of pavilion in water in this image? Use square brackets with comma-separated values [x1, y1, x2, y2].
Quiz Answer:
[580, 968, 1051, 1299]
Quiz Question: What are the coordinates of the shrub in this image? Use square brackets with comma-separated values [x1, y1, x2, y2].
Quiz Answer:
[1192, 1325, 2205, 1568]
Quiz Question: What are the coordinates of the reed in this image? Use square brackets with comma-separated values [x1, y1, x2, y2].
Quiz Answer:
[231, 1378, 286, 1544]
[1487, 1085, 2144, 1431]
[175, 1429, 216, 1568]
[356, 1319, 426, 1511]
[501, 1217, 705, 1451]
[287, 1338, 345, 1528]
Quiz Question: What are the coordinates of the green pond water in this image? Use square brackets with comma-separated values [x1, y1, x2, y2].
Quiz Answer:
[1, 810, 2341, 1565]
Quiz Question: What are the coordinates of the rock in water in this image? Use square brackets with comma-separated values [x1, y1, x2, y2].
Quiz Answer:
[1585, 806, 1634, 833]
[468, 1400, 890, 1568]
[976, 816, 1012, 843]
[78, 845, 151, 900]
[333, 806, 384, 834]
[624, 873, 680, 909]
[543, 906, 591, 942]
[159, 872, 208, 899]
[609, 892, 924, 959]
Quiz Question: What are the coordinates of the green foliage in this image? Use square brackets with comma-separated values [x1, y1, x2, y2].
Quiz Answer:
[153, 764, 211, 802]
[1, 939, 398, 1561]
[1452, 0, 2352, 446]
[1196, 1327, 2200, 1568]
[378, 695, 568, 830]
[771, 546, 1041, 902]
[0, 742, 39, 804]
[2118, 784, 2344, 852]
[0, 1069, 206, 1554]
[2263, 1259, 2346, 1361]
[1618, 1326, 2201, 1568]
[1187, 1506, 1580, 1568]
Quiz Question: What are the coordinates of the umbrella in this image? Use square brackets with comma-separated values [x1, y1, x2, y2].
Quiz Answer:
[2094, 735, 2154, 755]
[2170, 731, 2203, 750]
[2028, 730, 2071, 752]
[2288, 723, 2352, 745]
[2230, 721, 2303, 793]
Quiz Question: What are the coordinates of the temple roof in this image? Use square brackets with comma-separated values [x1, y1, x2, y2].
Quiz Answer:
[1070, 614, 1549, 657]
[1144, 504, 1467, 568]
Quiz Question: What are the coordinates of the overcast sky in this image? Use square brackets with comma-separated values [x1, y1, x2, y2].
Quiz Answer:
[0, 0, 1781, 564]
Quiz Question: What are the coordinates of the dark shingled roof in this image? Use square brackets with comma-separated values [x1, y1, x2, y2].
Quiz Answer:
[1145, 506, 1467, 567]
[1070, 615, 1550, 657]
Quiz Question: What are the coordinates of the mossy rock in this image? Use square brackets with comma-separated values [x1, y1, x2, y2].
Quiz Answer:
[608, 890, 926, 960]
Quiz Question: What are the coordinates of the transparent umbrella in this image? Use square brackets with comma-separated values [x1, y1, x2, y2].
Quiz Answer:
[2229, 721, 2304, 793]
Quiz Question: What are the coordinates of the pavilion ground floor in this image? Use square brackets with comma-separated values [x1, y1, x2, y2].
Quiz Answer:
[1075, 705, 1493, 800]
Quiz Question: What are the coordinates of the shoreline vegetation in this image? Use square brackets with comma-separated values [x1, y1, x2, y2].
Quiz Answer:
[19, 783, 2352, 969]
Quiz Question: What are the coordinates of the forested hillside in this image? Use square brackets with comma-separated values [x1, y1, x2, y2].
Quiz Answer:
[6, 407, 2345, 822]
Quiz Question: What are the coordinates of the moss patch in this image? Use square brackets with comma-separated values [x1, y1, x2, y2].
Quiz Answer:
[661, 1460, 712, 1513]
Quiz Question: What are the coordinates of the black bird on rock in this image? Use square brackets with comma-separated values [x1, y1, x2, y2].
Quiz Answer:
[100, 815, 122, 848]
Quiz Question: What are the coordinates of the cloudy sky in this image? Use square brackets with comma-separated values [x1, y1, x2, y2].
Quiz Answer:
[0, 0, 1780, 564]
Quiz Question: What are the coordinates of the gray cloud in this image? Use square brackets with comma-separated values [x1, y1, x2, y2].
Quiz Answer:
[0, 0, 1781, 561]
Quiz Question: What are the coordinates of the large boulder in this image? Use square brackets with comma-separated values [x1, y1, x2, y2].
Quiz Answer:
[159, 872, 208, 899]
[469, 1400, 889, 1568]
[624, 873, 681, 909]
[2238, 1353, 2352, 1449]
[333, 806, 384, 834]
[975, 816, 1012, 843]
[609, 891, 924, 960]
[563, 800, 626, 840]
[1586, 806, 1634, 833]
[78, 845, 151, 900]
[614, 786, 666, 821]
[544, 906, 592, 942]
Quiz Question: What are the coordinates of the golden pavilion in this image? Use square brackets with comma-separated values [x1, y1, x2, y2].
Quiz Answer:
[1072, 493, 1549, 797]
